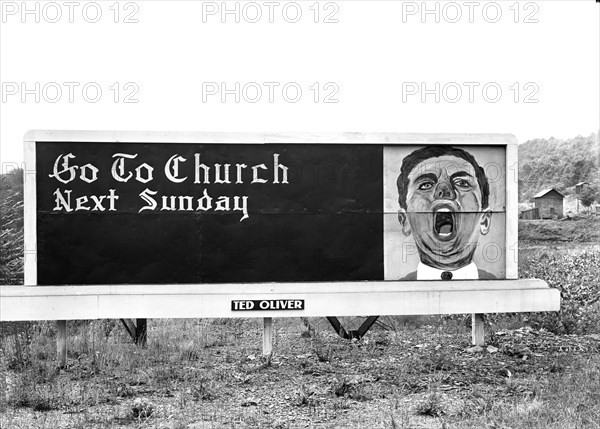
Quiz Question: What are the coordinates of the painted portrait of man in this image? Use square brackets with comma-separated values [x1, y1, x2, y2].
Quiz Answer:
[384, 145, 506, 281]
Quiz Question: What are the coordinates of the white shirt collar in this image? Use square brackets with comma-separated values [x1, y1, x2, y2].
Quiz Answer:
[416, 261, 479, 280]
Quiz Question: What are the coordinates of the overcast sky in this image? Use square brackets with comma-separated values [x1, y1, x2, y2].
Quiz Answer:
[1, 0, 598, 166]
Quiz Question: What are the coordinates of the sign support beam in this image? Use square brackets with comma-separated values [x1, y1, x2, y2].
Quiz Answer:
[262, 317, 273, 357]
[472, 313, 485, 346]
[56, 320, 67, 368]
[120, 318, 148, 346]
[135, 319, 148, 347]
[326, 316, 380, 340]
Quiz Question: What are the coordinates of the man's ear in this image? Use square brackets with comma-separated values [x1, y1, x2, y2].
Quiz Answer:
[398, 208, 412, 237]
[479, 208, 492, 235]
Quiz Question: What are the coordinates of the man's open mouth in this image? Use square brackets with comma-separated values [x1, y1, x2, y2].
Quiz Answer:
[433, 208, 456, 240]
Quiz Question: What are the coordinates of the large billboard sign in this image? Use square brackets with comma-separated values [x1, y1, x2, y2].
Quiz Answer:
[0, 131, 560, 362]
[0, 131, 562, 328]
[26, 133, 516, 286]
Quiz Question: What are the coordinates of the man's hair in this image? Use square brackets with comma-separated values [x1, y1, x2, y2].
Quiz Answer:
[396, 146, 490, 209]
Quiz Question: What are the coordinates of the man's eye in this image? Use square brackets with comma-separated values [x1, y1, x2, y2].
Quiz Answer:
[454, 178, 471, 188]
[418, 182, 433, 190]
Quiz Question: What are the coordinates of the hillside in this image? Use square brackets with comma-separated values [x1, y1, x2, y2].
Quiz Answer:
[518, 132, 599, 202]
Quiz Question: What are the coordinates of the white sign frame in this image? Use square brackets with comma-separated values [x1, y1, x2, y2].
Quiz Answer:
[23, 130, 520, 286]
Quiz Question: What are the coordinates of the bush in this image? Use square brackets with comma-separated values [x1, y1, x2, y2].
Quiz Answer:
[520, 249, 600, 334]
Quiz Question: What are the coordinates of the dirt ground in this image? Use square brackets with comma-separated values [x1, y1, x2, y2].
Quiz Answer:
[2, 316, 600, 429]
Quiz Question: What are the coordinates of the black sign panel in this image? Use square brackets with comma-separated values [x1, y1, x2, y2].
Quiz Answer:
[36, 143, 383, 285]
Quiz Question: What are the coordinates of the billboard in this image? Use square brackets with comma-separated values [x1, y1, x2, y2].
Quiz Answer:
[26, 132, 516, 287]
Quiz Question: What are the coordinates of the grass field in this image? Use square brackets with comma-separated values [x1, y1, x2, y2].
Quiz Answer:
[1, 218, 600, 428]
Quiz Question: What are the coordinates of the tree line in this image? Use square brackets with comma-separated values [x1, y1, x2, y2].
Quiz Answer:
[518, 132, 599, 205]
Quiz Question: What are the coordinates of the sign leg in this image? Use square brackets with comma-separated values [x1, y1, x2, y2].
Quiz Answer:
[262, 317, 273, 357]
[472, 313, 485, 346]
[120, 319, 147, 347]
[326, 316, 379, 340]
[326, 317, 349, 339]
[120, 319, 136, 339]
[135, 319, 147, 347]
[56, 320, 67, 368]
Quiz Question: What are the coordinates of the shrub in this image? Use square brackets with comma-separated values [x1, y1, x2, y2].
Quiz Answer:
[520, 249, 600, 334]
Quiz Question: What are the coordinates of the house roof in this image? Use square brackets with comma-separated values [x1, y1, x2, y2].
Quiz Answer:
[533, 188, 565, 199]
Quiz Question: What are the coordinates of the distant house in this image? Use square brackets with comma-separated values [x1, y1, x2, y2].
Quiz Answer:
[533, 188, 565, 219]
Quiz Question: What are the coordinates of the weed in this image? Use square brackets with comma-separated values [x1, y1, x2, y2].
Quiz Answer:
[271, 419, 289, 429]
[350, 385, 371, 402]
[179, 341, 202, 361]
[300, 317, 315, 338]
[191, 379, 217, 401]
[310, 331, 333, 363]
[113, 382, 135, 398]
[389, 408, 412, 429]
[333, 379, 353, 397]
[332, 377, 370, 401]
[7, 373, 58, 412]
[424, 350, 455, 372]
[293, 384, 314, 406]
[131, 397, 154, 419]
[301, 318, 334, 361]
[415, 391, 446, 417]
